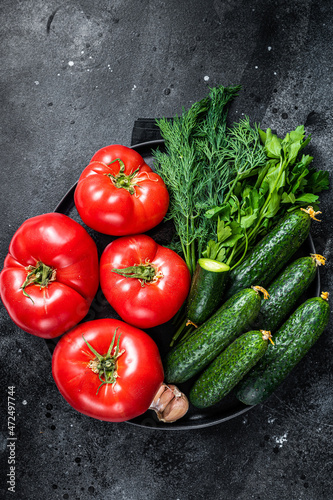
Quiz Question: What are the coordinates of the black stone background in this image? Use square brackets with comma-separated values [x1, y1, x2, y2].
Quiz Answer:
[0, 1, 332, 499]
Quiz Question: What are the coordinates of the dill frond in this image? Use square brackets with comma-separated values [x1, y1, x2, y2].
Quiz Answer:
[153, 85, 241, 274]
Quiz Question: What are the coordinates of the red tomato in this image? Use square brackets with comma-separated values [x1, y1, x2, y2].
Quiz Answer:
[74, 144, 169, 236]
[0, 213, 99, 338]
[100, 234, 191, 329]
[52, 318, 164, 422]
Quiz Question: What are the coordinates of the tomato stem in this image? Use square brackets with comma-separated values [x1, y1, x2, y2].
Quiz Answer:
[105, 158, 140, 194]
[112, 262, 163, 286]
[83, 328, 125, 394]
[20, 261, 56, 303]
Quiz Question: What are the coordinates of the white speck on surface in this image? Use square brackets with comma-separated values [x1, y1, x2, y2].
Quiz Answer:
[274, 432, 288, 447]
[68, 61, 74, 66]
[268, 46, 272, 51]
[204, 75, 209, 81]
[22, 400, 27, 405]
[274, 71, 277, 75]
[132, 85, 137, 90]
[268, 416, 276, 424]
[255, 65, 258, 69]
[57, 73, 60, 76]
[34, 81, 39, 85]
[81, 50, 84, 54]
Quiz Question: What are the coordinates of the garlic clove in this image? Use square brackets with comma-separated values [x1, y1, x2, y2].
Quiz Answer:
[149, 383, 189, 423]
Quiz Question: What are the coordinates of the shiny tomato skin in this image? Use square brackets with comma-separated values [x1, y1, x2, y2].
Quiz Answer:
[0, 213, 99, 338]
[74, 144, 169, 236]
[52, 318, 164, 422]
[100, 234, 191, 329]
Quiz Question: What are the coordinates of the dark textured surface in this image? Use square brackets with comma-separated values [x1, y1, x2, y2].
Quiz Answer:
[0, 1, 332, 499]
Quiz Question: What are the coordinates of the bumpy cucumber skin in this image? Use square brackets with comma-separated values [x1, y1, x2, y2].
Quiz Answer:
[235, 297, 330, 406]
[190, 330, 269, 409]
[225, 210, 311, 299]
[186, 262, 229, 325]
[254, 256, 317, 332]
[164, 288, 262, 384]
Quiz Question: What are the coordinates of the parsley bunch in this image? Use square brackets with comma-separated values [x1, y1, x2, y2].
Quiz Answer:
[204, 125, 329, 269]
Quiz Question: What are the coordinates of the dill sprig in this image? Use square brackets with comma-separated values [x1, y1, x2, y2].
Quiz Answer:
[203, 117, 268, 265]
[216, 117, 268, 212]
[153, 85, 241, 274]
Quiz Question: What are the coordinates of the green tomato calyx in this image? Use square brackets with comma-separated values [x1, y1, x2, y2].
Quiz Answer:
[20, 261, 57, 303]
[83, 328, 125, 394]
[106, 158, 140, 195]
[111, 261, 163, 287]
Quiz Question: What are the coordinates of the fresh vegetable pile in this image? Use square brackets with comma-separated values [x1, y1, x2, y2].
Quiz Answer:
[0, 85, 330, 425]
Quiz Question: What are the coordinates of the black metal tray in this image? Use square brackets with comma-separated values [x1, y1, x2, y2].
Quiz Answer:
[48, 139, 320, 430]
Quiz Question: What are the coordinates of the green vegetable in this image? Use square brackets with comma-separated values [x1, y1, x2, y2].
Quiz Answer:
[164, 286, 268, 384]
[186, 258, 229, 327]
[225, 207, 317, 300]
[254, 254, 325, 332]
[190, 330, 272, 409]
[235, 293, 330, 406]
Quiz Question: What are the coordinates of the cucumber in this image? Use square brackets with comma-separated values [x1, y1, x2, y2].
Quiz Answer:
[164, 286, 267, 384]
[254, 254, 324, 332]
[225, 208, 316, 300]
[190, 330, 272, 409]
[186, 258, 230, 326]
[235, 293, 330, 406]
